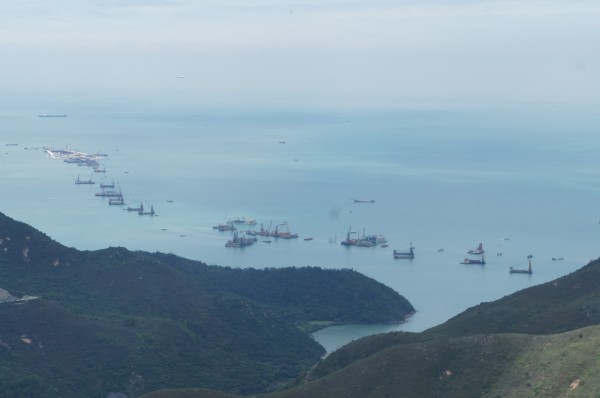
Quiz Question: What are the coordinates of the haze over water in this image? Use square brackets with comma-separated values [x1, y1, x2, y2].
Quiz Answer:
[2, 101, 599, 352]
[1, 0, 599, 354]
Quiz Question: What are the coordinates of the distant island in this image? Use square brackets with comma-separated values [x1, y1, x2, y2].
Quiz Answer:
[0, 211, 414, 397]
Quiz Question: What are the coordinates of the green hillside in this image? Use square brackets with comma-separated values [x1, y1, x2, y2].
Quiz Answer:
[142, 257, 600, 398]
[0, 212, 413, 397]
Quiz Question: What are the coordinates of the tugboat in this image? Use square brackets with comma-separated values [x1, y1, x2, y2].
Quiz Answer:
[393, 243, 415, 259]
[225, 232, 255, 248]
[461, 255, 486, 265]
[467, 243, 485, 255]
[510, 255, 533, 274]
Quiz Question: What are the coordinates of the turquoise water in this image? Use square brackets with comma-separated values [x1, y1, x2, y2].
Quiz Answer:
[2, 102, 599, 353]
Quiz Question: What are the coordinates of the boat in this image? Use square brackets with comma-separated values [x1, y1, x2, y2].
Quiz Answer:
[225, 232, 255, 248]
[461, 255, 486, 265]
[341, 226, 377, 247]
[108, 196, 125, 205]
[213, 222, 235, 232]
[246, 222, 271, 237]
[139, 205, 156, 216]
[38, 113, 67, 118]
[74, 174, 95, 185]
[232, 217, 257, 225]
[95, 189, 121, 197]
[467, 243, 485, 255]
[353, 199, 375, 203]
[269, 221, 299, 239]
[100, 180, 115, 189]
[94, 167, 106, 173]
[304, 237, 313, 241]
[510, 255, 533, 274]
[127, 203, 144, 212]
[108, 188, 125, 206]
[393, 243, 415, 259]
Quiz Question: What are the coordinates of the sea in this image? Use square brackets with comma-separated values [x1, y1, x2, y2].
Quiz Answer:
[1, 99, 599, 354]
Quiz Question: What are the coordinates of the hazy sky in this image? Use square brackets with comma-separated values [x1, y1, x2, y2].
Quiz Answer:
[1, 0, 599, 107]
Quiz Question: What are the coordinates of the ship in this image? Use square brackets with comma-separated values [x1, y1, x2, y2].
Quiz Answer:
[467, 243, 485, 255]
[393, 243, 415, 259]
[225, 232, 256, 248]
[95, 189, 121, 197]
[510, 255, 533, 274]
[213, 222, 236, 232]
[139, 205, 156, 216]
[108, 196, 125, 206]
[108, 190, 125, 206]
[461, 255, 486, 265]
[100, 180, 115, 189]
[74, 174, 95, 185]
[246, 222, 272, 237]
[269, 221, 299, 239]
[127, 203, 144, 212]
[340, 226, 377, 247]
[232, 217, 257, 225]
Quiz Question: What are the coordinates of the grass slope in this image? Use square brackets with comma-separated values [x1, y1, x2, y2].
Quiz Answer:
[142, 325, 600, 398]
[143, 257, 600, 398]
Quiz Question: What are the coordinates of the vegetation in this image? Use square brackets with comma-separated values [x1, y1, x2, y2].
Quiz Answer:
[0, 211, 413, 397]
[140, 255, 600, 398]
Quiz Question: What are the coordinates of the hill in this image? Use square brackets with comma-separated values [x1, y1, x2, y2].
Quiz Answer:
[141, 257, 600, 398]
[0, 211, 414, 397]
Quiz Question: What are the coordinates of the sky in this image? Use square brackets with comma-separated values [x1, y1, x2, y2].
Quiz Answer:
[1, 0, 599, 108]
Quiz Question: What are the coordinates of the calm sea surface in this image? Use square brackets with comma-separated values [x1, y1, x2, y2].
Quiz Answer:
[1, 102, 599, 353]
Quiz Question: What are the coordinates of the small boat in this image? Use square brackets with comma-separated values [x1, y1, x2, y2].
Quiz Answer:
[353, 199, 375, 203]
[380, 244, 389, 248]
[393, 243, 415, 259]
[304, 237, 313, 241]
[510, 255, 533, 274]
[461, 255, 485, 265]
[467, 243, 485, 255]
[38, 113, 67, 118]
